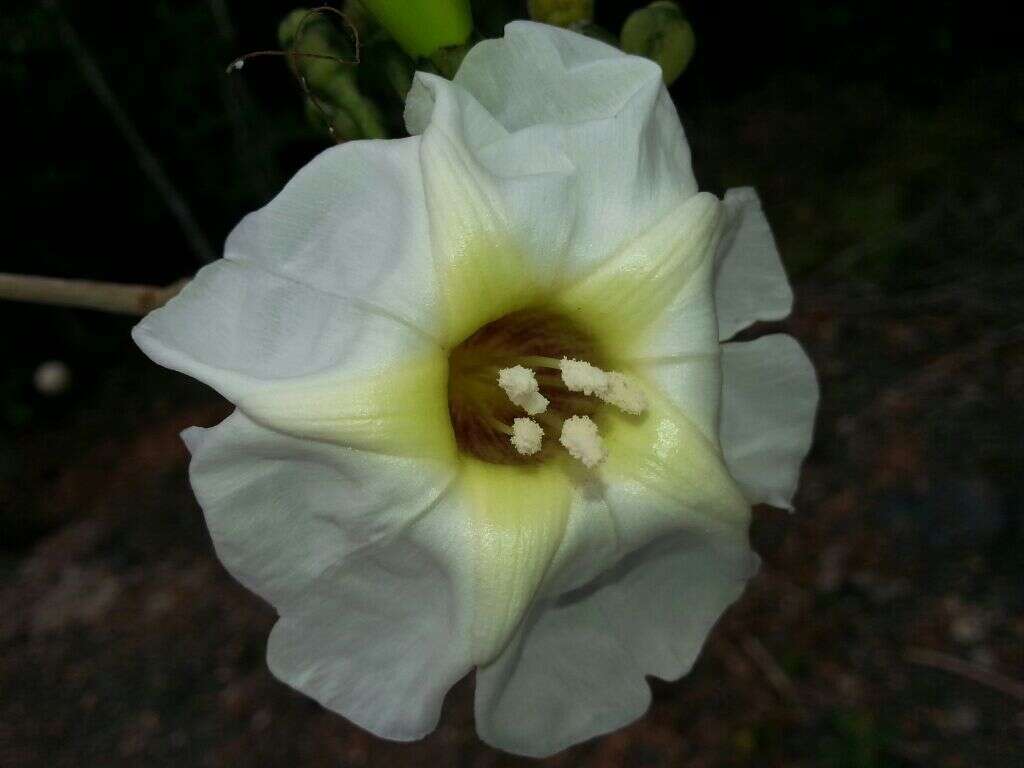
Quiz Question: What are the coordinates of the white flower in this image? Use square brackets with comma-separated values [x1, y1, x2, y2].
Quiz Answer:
[132, 21, 818, 757]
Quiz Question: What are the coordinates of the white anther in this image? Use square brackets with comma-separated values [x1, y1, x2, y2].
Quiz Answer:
[510, 417, 544, 456]
[498, 365, 549, 415]
[599, 372, 648, 416]
[559, 358, 609, 396]
[560, 358, 647, 416]
[559, 415, 607, 468]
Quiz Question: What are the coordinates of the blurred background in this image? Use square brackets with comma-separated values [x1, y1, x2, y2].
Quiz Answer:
[1, 1, 1022, 765]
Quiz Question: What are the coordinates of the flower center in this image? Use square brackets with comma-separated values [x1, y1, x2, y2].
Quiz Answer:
[448, 309, 605, 465]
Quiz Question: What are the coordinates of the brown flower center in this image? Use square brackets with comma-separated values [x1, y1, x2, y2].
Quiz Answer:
[447, 309, 604, 464]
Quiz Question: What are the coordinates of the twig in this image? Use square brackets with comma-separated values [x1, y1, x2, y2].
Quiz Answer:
[906, 647, 1024, 702]
[0, 273, 187, 316]
[43, 0, 216, 264]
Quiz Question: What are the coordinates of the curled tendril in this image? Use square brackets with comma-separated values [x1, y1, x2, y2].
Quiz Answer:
[225, 6, 361, 142]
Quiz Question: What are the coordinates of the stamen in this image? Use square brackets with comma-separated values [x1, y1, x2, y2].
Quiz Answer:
[486, 417, 514, 436]
[534, 410, 565, 436]
[559, 358, 647, 415]
[518, 355, 564, 371]
[497, 365, 549, 415]
[510, 417, 544, 456]
[559, 358, 609, 396]
[559, 415, 607, 468]
[601, 372, 648, 416]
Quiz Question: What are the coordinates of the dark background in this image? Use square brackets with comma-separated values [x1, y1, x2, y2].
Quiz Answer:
[1, 1, 1022, 765]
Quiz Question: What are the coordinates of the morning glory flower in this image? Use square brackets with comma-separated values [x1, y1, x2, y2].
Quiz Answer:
[132, 22, 817, 757]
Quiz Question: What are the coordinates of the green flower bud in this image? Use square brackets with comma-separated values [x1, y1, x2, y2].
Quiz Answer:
[357, 0, 472, 58]
[279, 8, 387, 140]
[527, 0, 593, 28]
[340, 0, 380, 39]
[620, 1, 696, 85]
[279, 10, 352, 83]
[305, 97, 360, 142]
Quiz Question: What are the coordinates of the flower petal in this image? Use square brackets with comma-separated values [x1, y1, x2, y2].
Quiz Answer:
[186, 411, 456, 609]
[599, 382, 750, 553]
[720, 335, 819, 509]
[267, 510, 473, 741]
[133, 257, 438, 408]
[408, 72, 572, 343]
[221, 137, 441, 338]
[474, 591, 650, 758]
[459, 459, 572, 665]
[715, 188, 793, 341]
[538, 475, 620, 598]
[564, 190, 724, 442]
[132, 138, 453, 427]
[237, 353, 454, 460]
[451, 21, 699, 281]
[476, 528, 757, 757]
[555, 192, 723, 358]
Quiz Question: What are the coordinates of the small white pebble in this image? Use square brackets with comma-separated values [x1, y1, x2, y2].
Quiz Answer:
[498, 365, 549, 415]
[599, 372, 647, 415]
[33, 360, 71, 396]
[559, 358, 608, 396]
[510, 417, 544, 455]
[559, 415, 607, 468]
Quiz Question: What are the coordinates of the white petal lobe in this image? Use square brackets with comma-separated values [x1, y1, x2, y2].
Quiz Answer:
[267, 511, 472, 741]
[187, 411, 455, 610]
[476, 529, 758, 756]
[720, 335, 819, 509]
[715, 187, 793, 341]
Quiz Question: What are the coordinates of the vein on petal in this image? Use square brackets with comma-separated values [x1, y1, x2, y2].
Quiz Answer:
[225, 252, 443, 348]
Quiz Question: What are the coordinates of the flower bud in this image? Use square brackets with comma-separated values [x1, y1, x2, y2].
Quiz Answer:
[279, 8, 386, 140]
[527, 0, 593, 28]
[620, 1, 696, 85]
[279, 8, 355, 76]
[358, 0, 472, 58]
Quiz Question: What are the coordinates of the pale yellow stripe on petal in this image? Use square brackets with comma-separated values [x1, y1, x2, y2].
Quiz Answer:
[554, 192, 723, 358]
[419, 121, 541, 345]
[237, 354, 456, 462]
[601, 381, 750, 531]
[460, 458, 572, 665]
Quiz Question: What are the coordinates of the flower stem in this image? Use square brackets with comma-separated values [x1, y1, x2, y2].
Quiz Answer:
[0, 273, 188, 316]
